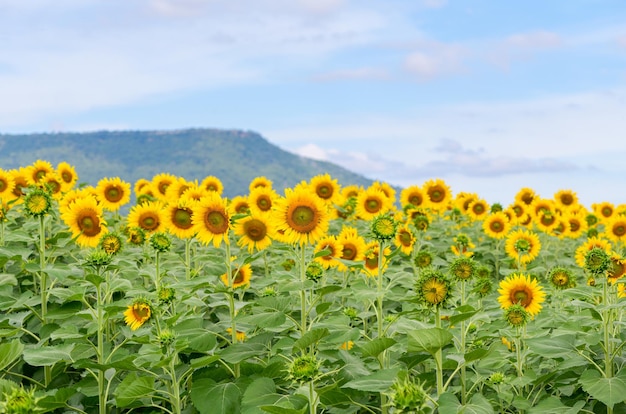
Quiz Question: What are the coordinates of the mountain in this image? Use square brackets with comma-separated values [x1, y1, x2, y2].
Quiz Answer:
[0, 128, 376, 197]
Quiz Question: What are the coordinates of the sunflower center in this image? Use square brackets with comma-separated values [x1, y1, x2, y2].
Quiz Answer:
[173, 208, 193, 229]
[139, 212, 160, 231]
[429, 186, 445, 203]
[490, 221, 503, 232]
[233, 269, 245, 284]
[79, 212, 102, 237]
[424, 279, 446, 304]
[47, 180, 61, 194]
[512, 205, 523, 216]
[399, 231, 412, 246]
[289, 205, 317, 233]
[514, 239, 530, 253]
[105, 186, 123, 202]
[609, 260, 626, 279]
[552, 272, 568, 286]
[561, 194, 574, 205]
[473, 204, 485, 214]
[61, 171, 73, 183]
[0, 179, 6, 191]
[570, 221, 580, 232]
[235, 202, 250, 214]
[365, 198, 382, 214]
[204, 210, 229, 234]
[613, 224, 626, 237]
[27, 194, 48, 214]
[521, 193, 534, 205]
[541, 214, 555, 226]
[602, 207, 613, 218]
[133, 304, 150, 320]
[244, 219, 267, 241]
[342, 244, 357, 260]
[256, 196, 272, 211]
[409, 194, 422, 206]
[34, 170, 47, 181]
[511, 288, 532, 307]
[316, 184, 333, 199]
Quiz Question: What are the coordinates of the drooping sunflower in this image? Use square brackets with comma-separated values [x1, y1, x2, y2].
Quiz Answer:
[394, 223, 416, 255]
[56, 162, 78, 192]
[497, 273, 545, 317]
[515, 187, 537, 207]
[423, 178, 452, 213]
[191, 193, 231, 247]
[124, 299, 152, 331]
[200, 175, 224, 195]
[415, 268, 452, 308]
[96, 177, 131, 211]
[482, 212, 511, 239]
[575, 237, 612, 268]
[336, 226, 367, 271]
[249, 176, 273, 192]
[355, 186, 392, 221]
[61, 196, 108, 247]
[0, 169, 16, 203]
[400, 185, 429, 210]
[313, 235, 344, 269]
[603, 216, 626, 243]
[127, 201, 165, 234]
[151, 173, 178, 201]
[554, 189, 578, 211]
[362, 241, 391, 277]
[164, 200, 196, 239]
[220, 262, 252, 289]
[233, 214, 273, 253]
[271, 187, 330, 246]
[467, 199, 490, 221]
[27, 160, 54, 184]
[248, 187, 278, 217]
[504, 229, 541, 266]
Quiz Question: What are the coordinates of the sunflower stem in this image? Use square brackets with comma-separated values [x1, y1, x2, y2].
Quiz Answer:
[460, 281, 467, 405]
[96, 267, 108, 414]
[300, 244, 308, 336]
[435, 307, 444, 397]
[225, 242, 240, 378]
[38, 214, 53, 388]
[376, 240, 389, 414]
[184, 238, 192, 280]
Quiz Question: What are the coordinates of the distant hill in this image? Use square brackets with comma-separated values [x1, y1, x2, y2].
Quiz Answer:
[0, 128, 377, 197]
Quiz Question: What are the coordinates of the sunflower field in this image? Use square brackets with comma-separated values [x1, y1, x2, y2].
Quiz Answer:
[1, 160, 626, 413]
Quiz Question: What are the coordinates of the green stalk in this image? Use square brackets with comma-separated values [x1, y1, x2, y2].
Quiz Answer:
[169, 351, 182, 414]
[375, 240, 388, 414]
[460, 281, 467, 405]
[225, 243, 240, 378]
[435, 307, 444, 397]
[300, 245, 308, 335]
[96, 267, 108, 414]
[0, 217, 4, 246]
[184, 238, 192, 280]
[309, 380, 317, 414]
[39, 215, 52, 388]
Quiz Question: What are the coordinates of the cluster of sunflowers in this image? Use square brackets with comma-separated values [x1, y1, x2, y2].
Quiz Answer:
[1, 158, 626, 412]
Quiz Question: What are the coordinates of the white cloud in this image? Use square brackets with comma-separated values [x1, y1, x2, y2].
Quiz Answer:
[403, 42, 466, 80]
[311, 67, 389, 81]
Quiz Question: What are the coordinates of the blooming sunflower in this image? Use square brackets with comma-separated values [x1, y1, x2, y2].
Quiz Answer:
[533, 210, 559, 234]
[124, 299, 152, 331]
[96, 177, 131, 211]
[271, 187, 330, 246]
[191, 193, 231, 247]
[593, 201, 615, 223]
[355, 186, 392, 220]
[371, 181, 396, 205]
[313, 235, 344, 269]
[61, 196, 108, 247]
[248, 187, 278, 217]
[306, 173, 341, 206]
[394, 223, 416, 255]
[608, 254, 626, 285]
[504, 229, 541, 266]
[200, 175, 224, 195]
[565, 211, 588, 239]
[497, 273, 545, 317]
[9, 168, 30, 200]
[454, 192, 478, 214]
[164, 200, 196, 239]
[220, 262, 252, 289]
[423, 178, 452, 213]
[482, 212, 511, 239]
[151, 173, 178, 201]
[165, 177, 195, 201]
[467, 199, 490, 221]
[575, 237, 612, 268]
[554, 189, 578, 211]
[0, 169, 16, 203]
[179, 185, 207, 205]
[56, 162, 78, 192]
[336, 226, 367, 271]
[127, 201, 165, 234]
[228, 195, 251, 216]
[249, 176, 273, 192]
[603, 216, 626, 243]
[134, 178, 152, 196]
[362, 241, 391, 277]
[233, 214, 273, 253]
[400, 185, 429, 210]
[515, 187, 537, 206]
[42, 173, 64, 199]
[27, 160, 54, 184]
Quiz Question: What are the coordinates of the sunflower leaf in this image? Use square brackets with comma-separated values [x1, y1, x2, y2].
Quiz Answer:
[407, 328, 453, 355]
[579, 369, 626, 409]
[293, 328, 330, 352]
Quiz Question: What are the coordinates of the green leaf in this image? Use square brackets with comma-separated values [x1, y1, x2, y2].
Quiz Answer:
[342, 367, 401, 392]
[0, 273, 17, 287]
[114, 372, 155, 407]
[464, 348, 489, 363]
[438, 392, 495, 414]
[22, 344, 74, 366]
[191, 380, 241, 414]
[241, 377, 281, 413]
[237, 311, 287, 329]
[407, 328, 453, 355]
[528, 397, 586, 414]
[220, 342, 266, 364]
[359, 337, 397, 358]
[0, 339, 24, 371]
[191, 355, 221, 369]
[38, 387, 78, 410]
[525, 334, 575, 358]
[293, 328, 330, 352]
[449, 305, 479, 326]
[579, 369, 626, 409]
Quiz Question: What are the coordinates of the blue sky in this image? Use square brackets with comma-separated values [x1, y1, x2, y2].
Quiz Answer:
[2, 0, 626, 207]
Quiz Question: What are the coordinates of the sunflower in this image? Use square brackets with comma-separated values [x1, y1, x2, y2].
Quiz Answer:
[607, 254, 626, 285]
[504, 229, 541, 266]
[95, 177, 131, 211]
[220, 262, 252, 289]
[200, 175, 224, 195]
[482, 212, 511, 239]
[165, 177, 195, 201]
[515, 187, 537, 206]
[415, 269, 452, 308]
[575, 237, 612, 268]
[127, 201, 165, 234]
[99, 232, 123, 255]
[233, 214, 273, 253]
[249, 176, 273, 192]
[454, 192, 478, 214]
[451, 233, 475, 257]
[134, 178, 152, 196]
[61, 196, 108, 247]
[228, 195, 251, 216]
[449, 256, 476, 281]
[565, 211, 588, 239]
[335, 226, 367, 271]
[400, 185, 428, 210]
[497, 273, 545, 317]
[27, 160, 54, 184]
[23, 186, 53, 217]
[593, 201, 615, 223]
[355, 186, 392, 220]
[226, 328, 247, 342]
[191, 193, 231, 247]
[414, 250, 434, 269]
[467, 199, 490, 221]
[547, 266, 575, 289]
[313, 235, 343, 269]
[124, 299, 152, 331]
[164, 201, 196, 239]
[248, 187, 278, 217]
[341, 184, 362, 200]
[362, 241, 391, 277]
[554, 189, 578, 211]
[0, 169, 16, 203]
[271, 187, 329, 246]
[533, 210, 559, 234]
[423, 178, 452, 212]
[9, 168, 30, 200]
[394, 223, 415, 255]
[42, 173, 64, 199]
[151, 173, 178, 201]
[370, 181, 396, 205]
[603, 216, 626, 243]
[179, 185, 207, 205]
[56, 162, 78, 192]
[306, 173, 341, 206]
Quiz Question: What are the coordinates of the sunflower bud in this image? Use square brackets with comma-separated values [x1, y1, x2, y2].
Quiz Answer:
[99, 232, 123, 255]
[305, 261, 324, 282]
[158, 286, 175, 304]
[488, 372, 505, 385]
[288, 355, 320, 383]
[157, 328, 176, 349]
[449, 257, 476, 281]
[413, 214, 429, 231]
[150, 232, 172, 253]
[2, 386, 37, 414]
[84, 249, 113, 268]
[388, 376, 427, 413]
[343, 306, 359, 320]
[126, 226, 147, 246]
[414, 250, 433, 269]
[548, 266, 575, 289]
[415, 268, 451, 308]
[23, 186, 52, 218]
[371, 214, 397, 241]
[504, 304, 529, 327]
[584, 247, 610, 276]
